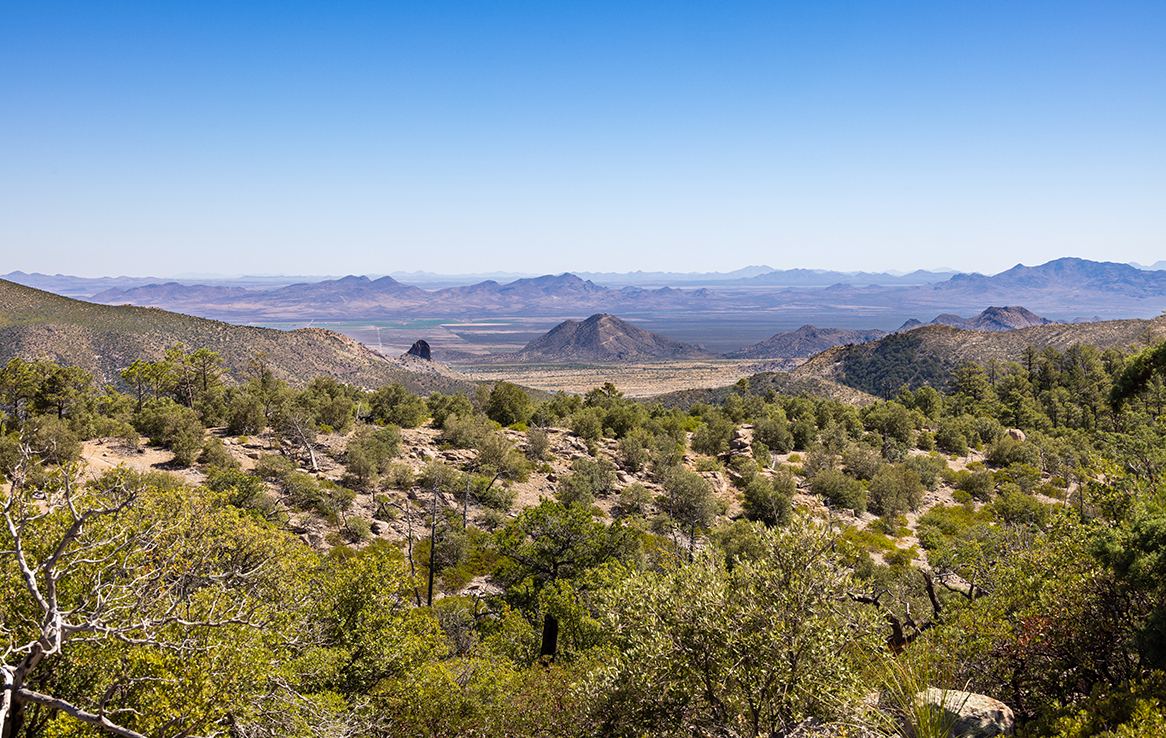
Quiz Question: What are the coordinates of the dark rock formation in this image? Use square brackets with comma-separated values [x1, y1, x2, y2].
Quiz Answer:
[406, 339, 432, 361]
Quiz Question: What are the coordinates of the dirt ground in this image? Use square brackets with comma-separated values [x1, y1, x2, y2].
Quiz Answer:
[454, 359, 765, 398]
[69, 424, 1072, 579]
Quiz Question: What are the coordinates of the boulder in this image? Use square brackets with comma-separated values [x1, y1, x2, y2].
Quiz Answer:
[1006, 428, 1026, 443]
[914, 688, 1015, 737]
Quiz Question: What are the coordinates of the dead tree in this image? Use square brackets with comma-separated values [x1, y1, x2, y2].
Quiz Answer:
[849, 571, 945, 654]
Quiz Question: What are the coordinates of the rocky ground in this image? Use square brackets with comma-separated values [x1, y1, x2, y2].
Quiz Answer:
[76, 422, 1072, 579]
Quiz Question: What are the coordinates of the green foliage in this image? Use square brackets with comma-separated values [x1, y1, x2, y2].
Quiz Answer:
[345, 423, 402, 485]
[592, 518, 881, 736]
[810, 468, 866, 514]
[618, 483, 653, 517]
[868, 464, 923, 517]
[690, 411, 735, 456]
[440, 411, 494, 449]
[369, 382, 429, 428]
[557, 456, 617, 508]
[840, 332, 950, 395]
[198, 436, 238, 468]
[427, 391, 475, 428]
[741, 471, 794, 527]
[659, 466, 717, 530]
[485, 381, 533, 427]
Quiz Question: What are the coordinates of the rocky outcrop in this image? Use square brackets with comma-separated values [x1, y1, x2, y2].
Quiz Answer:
[406, 339, 432, 360]
[914, 688, 1015, 737]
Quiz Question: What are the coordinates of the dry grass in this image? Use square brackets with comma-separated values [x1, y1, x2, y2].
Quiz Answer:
[453, 359, 761, 397]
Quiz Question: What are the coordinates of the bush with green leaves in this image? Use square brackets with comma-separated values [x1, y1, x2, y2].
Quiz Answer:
[618, 483, 652, 517]
[742, 471, 795, 527]
[903, 453, 947, 490]
[427, 392, 475, 428]
[935, 422, 969, 456]
[617, 429, 651, 473]
[843, 444, 883, 481]
[369, 383, 428, 428]
[868, 465, 923, 518]
[658, 467, 717, 530]
[485, 382, 533, 427]
[570, 407, 605, 442]
[754, 414, 794, 454]
[345, 423, 402, 486]
[198, 437, 238, 469]
[592, 518, 881, 736]
[810, 468, 866, 514]
[557, 457, 617, 507]
[526, 427, 550, 460]
[690, 412, 735, 456]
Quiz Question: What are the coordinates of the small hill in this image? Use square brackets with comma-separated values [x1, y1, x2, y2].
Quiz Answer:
[0, 279, 477, 394]
[725, 325, 888, 360]
[483, 314, 717, 363]
[898, 306, 1054, 333]
[651, 372, 879, 409]
[793, 316, 1166, 395]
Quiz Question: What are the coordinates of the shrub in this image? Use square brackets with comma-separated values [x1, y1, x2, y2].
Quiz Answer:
[254, 453, 295, 482]
[903, 453, 947, 490]
[427, 392, 475, 428]
[986, 436, 1041, 468]
[527, 428, 551, 460]
[618, 483, 653, 517]
[868, 465, 923, 517]
[791, 419, 817, 450]
[694, 457, 723, 472]
[728, 455, 759, 488]
[570, 408, 604, 442]
[935, 424, 968, 456]
[742, 473, 793, 527]
[557, 457, 617, 507]
[485, 382, 533, 427]
[441, 413, 493, 449]
[691, 414, 735, 456]
[345, 423, 402, 486]
[754, 416, 794, 454]
[618, 430, 651, 473]
[198, 438, 238, 469]
[843, 445, 883, 481]
[369, 383, 428, 428]
[810, 469, 866, 514]
[658, 467, 717, 530]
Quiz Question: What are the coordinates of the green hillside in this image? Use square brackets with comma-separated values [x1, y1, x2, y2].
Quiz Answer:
[794, 318, 1166, 394]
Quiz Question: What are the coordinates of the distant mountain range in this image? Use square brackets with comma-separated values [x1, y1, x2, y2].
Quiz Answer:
[5, 259, 1166, 355]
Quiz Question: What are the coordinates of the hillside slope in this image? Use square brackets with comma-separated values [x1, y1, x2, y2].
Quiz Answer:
[793, 317, 1166, 394]
[0, 279, 477, 393]
[725, 325, 888, 360]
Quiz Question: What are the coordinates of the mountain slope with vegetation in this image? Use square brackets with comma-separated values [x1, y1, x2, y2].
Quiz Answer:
[0, 279, 475, 393]
[5, 323, 1166, 735]
[725, 325, 889, 360]
[794, 316, 1166, 395]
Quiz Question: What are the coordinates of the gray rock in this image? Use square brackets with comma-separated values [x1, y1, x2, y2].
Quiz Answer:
[914, 688, 1015, 737]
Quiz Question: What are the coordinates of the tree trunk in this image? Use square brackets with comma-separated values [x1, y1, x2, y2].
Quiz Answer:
[539, 613, 560, 663]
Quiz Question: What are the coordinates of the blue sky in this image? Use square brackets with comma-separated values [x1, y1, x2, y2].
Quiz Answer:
[2, 1, 1163, 278]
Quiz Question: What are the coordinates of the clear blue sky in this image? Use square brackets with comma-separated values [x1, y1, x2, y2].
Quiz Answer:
[2, 1, 1163, 278]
